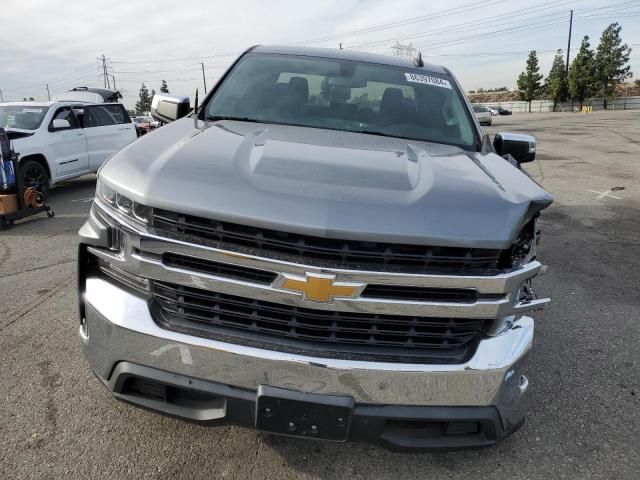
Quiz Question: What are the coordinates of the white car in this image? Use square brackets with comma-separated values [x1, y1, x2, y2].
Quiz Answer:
[0, 100, 136, 196]
[487, 106, 499, 116]
[471, 104, 492, 126]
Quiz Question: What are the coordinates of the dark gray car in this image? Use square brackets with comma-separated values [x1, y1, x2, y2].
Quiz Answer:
[78, 45, 552, 451]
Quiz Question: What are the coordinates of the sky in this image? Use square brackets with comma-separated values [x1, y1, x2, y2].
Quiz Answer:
[0, 0, 638, 108]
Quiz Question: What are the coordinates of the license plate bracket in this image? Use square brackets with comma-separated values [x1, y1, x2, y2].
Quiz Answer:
[255, 385, 354, 441]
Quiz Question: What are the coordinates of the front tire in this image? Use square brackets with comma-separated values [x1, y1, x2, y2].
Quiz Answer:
[20, 160, 50, 199]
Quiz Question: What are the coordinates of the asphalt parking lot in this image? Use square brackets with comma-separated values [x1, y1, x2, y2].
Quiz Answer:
[1, 110, 639, 479]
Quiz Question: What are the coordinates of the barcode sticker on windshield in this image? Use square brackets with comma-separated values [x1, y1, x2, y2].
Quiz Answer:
[404, 73, 452, 89]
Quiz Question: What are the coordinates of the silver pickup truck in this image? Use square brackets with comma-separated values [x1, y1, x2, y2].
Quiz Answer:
[78, 45, 552, 451]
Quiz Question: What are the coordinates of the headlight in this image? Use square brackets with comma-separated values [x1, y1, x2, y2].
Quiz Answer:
[97, 181, 116, 205]
[95, 180, 152, 224]
[116, 192, 133, 213]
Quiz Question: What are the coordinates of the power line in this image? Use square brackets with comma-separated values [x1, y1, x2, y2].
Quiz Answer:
[317, 0, 631, 52]
[0, 67, 98, 92]
[421, 49, 564, 58]
[348, 0, 636, 56]
[116, 78, 201, 83]
[113, 68, 201, 74]
[348, 0, 580, 50]
[105, 0, 513, 66]
[403, 16, 575, 52]
[577, 0, 640, 14]
[3, 0, 636, 98]
[111, 52, 238, 65]
[292, 0, 509, 45]
[104, 0, 635, 68]
[108, 0, 507, 66]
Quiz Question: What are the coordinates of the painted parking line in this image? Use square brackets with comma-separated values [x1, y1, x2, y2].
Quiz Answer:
[588, 189, 623, 200]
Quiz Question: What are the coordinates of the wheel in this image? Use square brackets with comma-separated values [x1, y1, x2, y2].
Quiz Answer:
[20, 160, 50, 199]
[46, 210, 55, 218]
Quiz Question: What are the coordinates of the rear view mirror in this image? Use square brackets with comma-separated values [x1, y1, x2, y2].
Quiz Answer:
[493, 132, 536, 163]
[51, 118, 71, 130]
[329, 77, 367, 88]
[150, 94, 191, 123]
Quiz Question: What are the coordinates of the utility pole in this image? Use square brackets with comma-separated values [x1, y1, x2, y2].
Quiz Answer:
[98, 54, 108, 88]
[339, 43, 343, 50]
[110, 74, 117, 90]
[98, 54, 113, 89]
[201, 62, 207, 93]
[565, 9, 573, 72]
[0, 90, 4, 102]
[45, 84, 51, 100]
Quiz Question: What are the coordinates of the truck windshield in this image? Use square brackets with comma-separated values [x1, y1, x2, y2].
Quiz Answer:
[0, 105, 49, 130]
[206, 53, 478, 150]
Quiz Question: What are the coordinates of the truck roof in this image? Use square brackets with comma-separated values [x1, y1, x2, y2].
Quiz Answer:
[0, 100, 89, 107]
[252, 45, 448, 75]
[0, 101, 57, 107]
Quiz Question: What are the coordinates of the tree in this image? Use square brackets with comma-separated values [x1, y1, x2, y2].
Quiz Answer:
[160, 80, 170, 94]
[594, 23, 632, 109]
[568, 36, 595, 109]
[544, 49, 568, 111]
[135, 83, 152, 114]
[517, 51, 543, 112]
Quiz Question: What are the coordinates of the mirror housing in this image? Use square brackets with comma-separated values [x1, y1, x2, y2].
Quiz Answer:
[493, 132, 536, 163]
[150, 94, 191, 123]
[51, 118, 71, 130]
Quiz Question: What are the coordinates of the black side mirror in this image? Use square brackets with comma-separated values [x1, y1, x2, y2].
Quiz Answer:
[493, 132, 536, 163]
[150, 94, 191, 123]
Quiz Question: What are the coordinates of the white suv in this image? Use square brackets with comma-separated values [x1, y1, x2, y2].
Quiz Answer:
[0, 101, 136, 196]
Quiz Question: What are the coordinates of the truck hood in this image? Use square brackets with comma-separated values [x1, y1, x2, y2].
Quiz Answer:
[100, 118, 553, 249]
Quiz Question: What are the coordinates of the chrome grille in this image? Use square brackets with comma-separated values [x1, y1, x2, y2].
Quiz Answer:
[163, 252, 277, 284]
[160, 252, 483, 303]
[152, 209, 503, 274]
[153, 281, 490, 363]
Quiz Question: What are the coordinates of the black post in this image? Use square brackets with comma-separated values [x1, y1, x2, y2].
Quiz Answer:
[201, 63, 207, 94]
[565, 10, 573, 72]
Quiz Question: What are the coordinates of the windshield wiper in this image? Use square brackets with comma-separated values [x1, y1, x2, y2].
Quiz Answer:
[205, 115, 264, 123]
[353, 129, 414, 141]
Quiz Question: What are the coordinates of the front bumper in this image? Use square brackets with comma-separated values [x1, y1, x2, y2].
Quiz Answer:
[81, 277, 533, 450]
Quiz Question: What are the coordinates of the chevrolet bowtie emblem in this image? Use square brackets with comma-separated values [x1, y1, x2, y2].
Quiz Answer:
[273, 272, 365, 303]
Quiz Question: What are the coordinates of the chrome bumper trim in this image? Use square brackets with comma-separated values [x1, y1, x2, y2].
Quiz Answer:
[81, 277, 531, 428]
